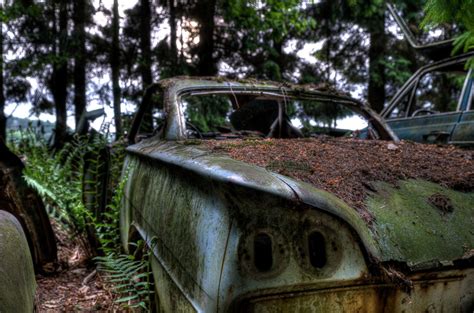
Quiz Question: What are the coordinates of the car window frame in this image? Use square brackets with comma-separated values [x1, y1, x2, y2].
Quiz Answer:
[460, 68, 473, 111]
[128, 80, 399, 144]
[172, 85, 397, 142]
[382, 52, 474, 120]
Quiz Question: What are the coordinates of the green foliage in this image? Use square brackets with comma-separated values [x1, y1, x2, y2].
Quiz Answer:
[95, 248, 154, 311]
[422, 0, 474, 67]
[347, 0, 385, 20]
[185, 94, 231, 132]
[95, 167, 128, 255]
[13, 132, 93, 234]
[10, 130, 154, 310]
[223, 0, 315, 80]
[382, 57, 413, 86]
[94, 165, 155, 310]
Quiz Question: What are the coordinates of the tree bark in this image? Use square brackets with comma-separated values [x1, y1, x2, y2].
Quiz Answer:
[367, 10, 386, 113]
[111, 0, 122, 140]
[139, 0, 153, 132]
[51, 0, 69, 149]
[196, 0, 217, 75]
[73, 0, 87, 129]
[0, 5, 6, 142]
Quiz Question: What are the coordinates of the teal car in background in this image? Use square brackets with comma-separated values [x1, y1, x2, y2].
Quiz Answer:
[383, 3, 473, 146]
[382, 52, 473, 146]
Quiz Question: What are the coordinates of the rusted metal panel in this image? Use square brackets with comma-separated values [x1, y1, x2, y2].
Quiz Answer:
[122, 153, 233, 311]
[366, 180, 474, 268]
[122, 150, 368, 312]
[236, 269, 474, 312]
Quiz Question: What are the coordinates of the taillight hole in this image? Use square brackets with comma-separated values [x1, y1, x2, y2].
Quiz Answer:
[308, 231, 326, 268]
[254, 233, 273, 272]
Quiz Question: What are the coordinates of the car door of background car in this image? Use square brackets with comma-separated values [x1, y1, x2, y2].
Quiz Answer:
[451, 69, 474, 145]
[384, 60, 471, 144]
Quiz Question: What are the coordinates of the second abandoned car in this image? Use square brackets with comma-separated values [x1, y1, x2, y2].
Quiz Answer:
[383, 4, 473, 146]
[382, 52, 474, 146]
[121, 78, 473, 312]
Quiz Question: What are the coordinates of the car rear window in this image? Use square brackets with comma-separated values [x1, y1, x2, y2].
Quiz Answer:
[180, 93, 369, 139]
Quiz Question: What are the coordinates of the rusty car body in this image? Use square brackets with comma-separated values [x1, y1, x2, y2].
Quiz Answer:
[120, 78, 473, 312]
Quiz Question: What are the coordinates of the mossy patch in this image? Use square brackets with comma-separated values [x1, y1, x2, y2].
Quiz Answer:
[366, 179, 474, 266]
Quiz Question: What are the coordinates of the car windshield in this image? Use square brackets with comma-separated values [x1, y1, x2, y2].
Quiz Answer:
[179, 93, 369, 139]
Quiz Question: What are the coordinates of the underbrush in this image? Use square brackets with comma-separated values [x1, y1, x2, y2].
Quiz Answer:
[9, 130, 154, 311]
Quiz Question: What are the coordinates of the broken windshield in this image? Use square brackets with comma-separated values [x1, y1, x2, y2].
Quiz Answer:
[179, 93, 369, 139]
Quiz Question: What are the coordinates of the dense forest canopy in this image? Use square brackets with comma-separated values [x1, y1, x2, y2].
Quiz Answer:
[0, 0, 472, 145]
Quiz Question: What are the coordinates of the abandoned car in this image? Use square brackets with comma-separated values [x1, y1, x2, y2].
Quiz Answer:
[121, 78, 473, 312]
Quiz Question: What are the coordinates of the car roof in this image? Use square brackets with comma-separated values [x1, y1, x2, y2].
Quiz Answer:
[129, 77, 399, 143]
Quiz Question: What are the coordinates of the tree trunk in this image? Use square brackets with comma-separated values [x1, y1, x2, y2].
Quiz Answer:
[169, 0, 178, 75]
[273, 40, 284, 81]
[111, 0, 122, 140]
[52, 0, 69, 149]
[73, 0, 87, 129]
[0, 5, 6, 142]
[139, 0, 153, 132]
[367, 11, 386, 113]
[196, 0, 217, 75]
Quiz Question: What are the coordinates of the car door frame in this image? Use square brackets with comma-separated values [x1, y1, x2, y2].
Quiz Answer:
[381, 52, 474, 144]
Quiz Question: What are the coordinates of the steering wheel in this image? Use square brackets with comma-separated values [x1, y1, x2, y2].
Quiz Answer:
[411, 108, 438, 117]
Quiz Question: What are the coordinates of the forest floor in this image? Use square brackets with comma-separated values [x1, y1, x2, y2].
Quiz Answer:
[35, 220, 118, 312]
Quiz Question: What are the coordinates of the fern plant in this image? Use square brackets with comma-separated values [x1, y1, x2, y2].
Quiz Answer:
[94, 168, 155, 311]
[12, 129, 155, 310]
[95, 246, 155, 311]
[422, 0, 474, 68]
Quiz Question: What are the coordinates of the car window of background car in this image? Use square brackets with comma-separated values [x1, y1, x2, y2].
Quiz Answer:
[412, 70, 465, 115]
[388, 88, 413, 118]
[468, 84, 473, 111]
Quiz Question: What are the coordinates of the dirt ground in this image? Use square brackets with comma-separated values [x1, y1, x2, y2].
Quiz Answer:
[205, 137, 474, 220]
[35, 220, 118, 312]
